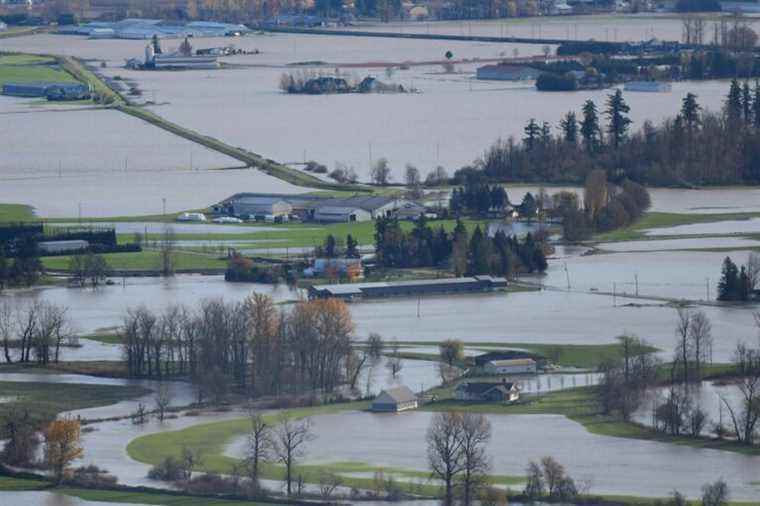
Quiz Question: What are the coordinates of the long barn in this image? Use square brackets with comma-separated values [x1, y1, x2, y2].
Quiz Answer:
[308, 276, 507, 301]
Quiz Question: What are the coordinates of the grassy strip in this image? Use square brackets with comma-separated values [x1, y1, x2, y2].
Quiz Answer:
[82, 333, 122, 345]
[389, 340, 659, 370]
[0, 476, 281, 505]
[118, 104, 367, 192]
[0, 203, 36, 222]
[42, 250, 228, 272]
[595, 211, 760, 242]
[0, 380, 149, 432]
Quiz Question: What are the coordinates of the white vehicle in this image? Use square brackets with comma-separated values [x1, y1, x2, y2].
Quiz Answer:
[176, 212, 207, 222]
[212, 216, 243, 224]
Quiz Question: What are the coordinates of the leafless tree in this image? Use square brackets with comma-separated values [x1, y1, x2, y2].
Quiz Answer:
[459, 413, 491, 506]
[541, 456, 565, 497]
[0, 301, 16, 363]
[405, 164, 422, 198]
[674, 308, 692, 385]
[720, 372, 760, 445]
[689, 310, 713, 380]
[154, 384, 172, 422]
[158, 225, 176, 277]
[439, 339, 464, 367]
[318, 471, 343, 499]
[438, 362, 460, 386]
[426, 412, 465, 506]
[273, 414, 314, 496]
[747, 252, 760, 291]
[246, 411, 273, 490]
[386, 339, 403, 378]
[370, 157, 392, 186]
[367, 332, 384, 361]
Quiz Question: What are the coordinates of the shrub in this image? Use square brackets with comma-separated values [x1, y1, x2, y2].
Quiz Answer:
[147, 456, 190, 481]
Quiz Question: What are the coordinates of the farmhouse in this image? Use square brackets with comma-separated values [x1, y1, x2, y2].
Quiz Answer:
[308, 275, 508, 300]
[483, 358, 537, 375]
[371, 385, 418, 412]
[455, 380, 520, 403]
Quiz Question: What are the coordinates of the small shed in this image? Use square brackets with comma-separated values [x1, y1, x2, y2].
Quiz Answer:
[371, 385, 418, 412]
[455, 381, 519, 403]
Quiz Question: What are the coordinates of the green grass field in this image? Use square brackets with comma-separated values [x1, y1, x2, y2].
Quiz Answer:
[0, 53, 77, 85]
[594, 211, 760, 242]
[42, 250, 229, 272]
[0, 380, 149, 433]
[0, 476, 281, 505]
[0, 203, 36, 222]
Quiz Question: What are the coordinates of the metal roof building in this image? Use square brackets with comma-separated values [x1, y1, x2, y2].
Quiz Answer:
[309, 276, 507, 300]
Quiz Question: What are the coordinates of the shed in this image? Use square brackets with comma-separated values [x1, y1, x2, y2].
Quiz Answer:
[371, 385, 418, 412]
[483, 358, 537, 375]
[38, 240, 89, 254]
[313, 206, 371, 223]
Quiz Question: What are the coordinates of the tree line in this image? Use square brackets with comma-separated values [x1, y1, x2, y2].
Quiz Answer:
[0, 236, 44, 289]
[373, 216, 547, 276]
[474, 83, 760, 187]
[717, 253, 760, 301]
[0, 300, 71, 365]
[120, 294, 365, 399]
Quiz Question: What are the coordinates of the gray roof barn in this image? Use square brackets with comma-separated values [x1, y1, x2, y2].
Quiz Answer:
[476, 64, 541, 81]
[371, 385, 418, 412]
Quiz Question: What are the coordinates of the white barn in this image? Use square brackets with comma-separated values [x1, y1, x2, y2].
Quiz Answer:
[483, 358, 537, 375]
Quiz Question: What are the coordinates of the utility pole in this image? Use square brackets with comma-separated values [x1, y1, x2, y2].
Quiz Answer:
[613, 282, 617, 307]
[417, 295, 421, 318]
[162, 197, 166, 216]
[634, 273, 639, 297]
[706, 277, 710, 301]
[564, 262, 570, 290]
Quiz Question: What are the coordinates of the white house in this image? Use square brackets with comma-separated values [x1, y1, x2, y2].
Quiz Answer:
[371, 385, 418, 412]
[483, 358, 537, 375]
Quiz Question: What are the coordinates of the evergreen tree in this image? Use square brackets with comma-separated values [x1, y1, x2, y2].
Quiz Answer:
[717, 256, 740, 301]
[524, 119, 541, 151]
[559, 111, 578, 144]
[739, 265, 750, 301]
[580, 100, 601, 153]
[345, 234, 359, 258]
[605, 89, 632, 149]
[468, 225, 490, 275]
[324, 234, 337, 258]
[726, 78, 742, 124]
[540, 121, 552, 145]
[680, 92, 701, 132]
[519, 192, 537, 218]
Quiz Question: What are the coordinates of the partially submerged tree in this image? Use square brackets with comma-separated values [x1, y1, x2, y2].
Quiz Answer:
[274, 413, 314, 496]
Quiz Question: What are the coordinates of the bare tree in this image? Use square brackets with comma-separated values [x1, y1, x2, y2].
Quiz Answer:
[459, 413, 491, 506]
[426, 412, 465, 506]
[318, 471, 343, 499]
[439, 339, 464, 367]
[367, 332, 384, 361]
[674, 308, 692, 385]
[386, 339, 403, 378]
[405, 164, 422, 198]
[747, 251, 760, 291]
[541, 456, 565, 497]
[702, 479, 729, 506]
[370, 158, 392, 186]
[719, 371, 760, 445]
[154, 383, 172, 422]
[273, 414, 314, 496]
[158, 225, 176, 277]
[246, 411, 273, 490]
[689, 310, 713, 380]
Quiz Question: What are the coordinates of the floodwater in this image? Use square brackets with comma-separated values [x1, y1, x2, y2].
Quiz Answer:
[3, 275, 758, 362]
[645, 218, 760, 237]
[346, 14, 760, 44]
[1, 33, 734, 185]
[225, 410, 760, 500]
[542, 249, 758, 301]
[596, 237, 760, 252]
[1, 275, 302, 337]
[0, 104, 310, 217]
[0, 492, 150, 506]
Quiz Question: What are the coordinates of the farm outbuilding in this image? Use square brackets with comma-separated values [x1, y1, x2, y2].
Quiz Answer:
[371, 386, 418, 412]
[483, 358, 537, 375]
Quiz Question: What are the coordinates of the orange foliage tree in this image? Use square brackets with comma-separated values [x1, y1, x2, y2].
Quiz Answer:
[44, 417, 84, 483]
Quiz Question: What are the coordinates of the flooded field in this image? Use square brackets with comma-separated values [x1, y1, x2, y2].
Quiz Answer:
[1, 33, 733, 185]
[0, 104, 306, 217]
[4, 274, 756, 362]
[0, 492, 150, 506]
[645, 218, 760, 237]
[596, 237, 760, 252]
[226, 410, 760, 500]
[542, 249, 756, 300]
[344, 14, 760, 44]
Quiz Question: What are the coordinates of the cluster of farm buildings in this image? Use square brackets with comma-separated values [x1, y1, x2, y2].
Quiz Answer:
[212, 193, 429, 224]
[370, 351, 541, 412]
